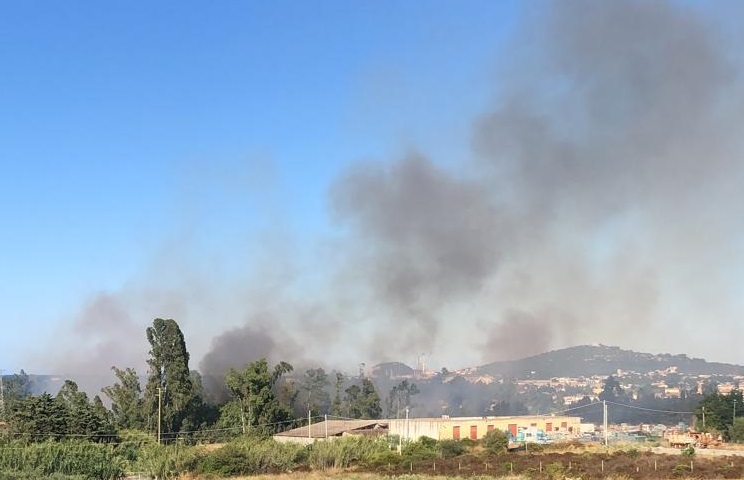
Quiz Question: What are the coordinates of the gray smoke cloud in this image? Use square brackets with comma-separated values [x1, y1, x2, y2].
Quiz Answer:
[324, 0, 744, 363]
[329, 154, 511, 353]
[34, 1, 744, 390]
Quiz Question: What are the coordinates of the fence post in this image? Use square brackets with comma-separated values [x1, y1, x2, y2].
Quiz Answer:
[601, 459, 604, 473]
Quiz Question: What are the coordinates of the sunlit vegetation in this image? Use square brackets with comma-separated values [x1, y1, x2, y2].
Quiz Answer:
[2, 317, 743, 479]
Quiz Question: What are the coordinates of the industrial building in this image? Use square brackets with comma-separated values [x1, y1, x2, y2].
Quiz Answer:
[273, 419, 388, 445]
[388, 415, 582, 442]
[273, 414, 582, 445]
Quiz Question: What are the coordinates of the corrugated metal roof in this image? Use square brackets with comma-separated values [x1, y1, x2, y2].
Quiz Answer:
[275, 419, 388, 438]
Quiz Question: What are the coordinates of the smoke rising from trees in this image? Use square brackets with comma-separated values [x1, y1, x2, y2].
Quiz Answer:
[35, 1, 744, 386]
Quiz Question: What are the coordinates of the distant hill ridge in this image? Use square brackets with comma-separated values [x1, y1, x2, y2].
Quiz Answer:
[475, 344, 744, 379]
[371, 345, 744, 380]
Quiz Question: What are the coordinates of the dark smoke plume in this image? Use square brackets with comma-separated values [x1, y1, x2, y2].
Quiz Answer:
[37, 1, 744, 391]
[321, 0, 744, 364]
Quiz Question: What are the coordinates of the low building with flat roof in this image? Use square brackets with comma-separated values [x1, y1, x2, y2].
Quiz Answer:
[388, 415, 582, 442]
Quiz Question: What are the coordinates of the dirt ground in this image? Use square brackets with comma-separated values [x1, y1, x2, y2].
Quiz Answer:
[359, 450, 744, 479]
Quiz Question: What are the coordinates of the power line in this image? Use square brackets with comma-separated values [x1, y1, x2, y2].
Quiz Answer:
[540, 400, 604, 416]
[605, 400, 695, 415]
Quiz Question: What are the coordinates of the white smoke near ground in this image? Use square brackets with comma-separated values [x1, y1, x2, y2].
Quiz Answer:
[31, 1, 744, 393]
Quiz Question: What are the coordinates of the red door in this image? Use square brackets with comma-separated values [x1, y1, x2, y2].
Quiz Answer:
[470, 425, 478, 440]
[453, 426, 461, 440]
[487, 424, 494, 433]
[508, 424, 517, 438]
[546, 422, 552, 432]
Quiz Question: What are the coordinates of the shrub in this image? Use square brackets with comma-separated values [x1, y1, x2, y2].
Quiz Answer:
[482, 429, 509, 455]
[525, 442, 545, 453]
[437, 439, 466, 458]
[673, 463, 692, 476]
[461, 437, 477, 449]
[401, 437, 438, 461]
[681, 445, 695, 458]
[197, 435, 306, 475]
[544, 462, 566, 480]
[307, 436, 390, 470]
[0, 440, 125, 480]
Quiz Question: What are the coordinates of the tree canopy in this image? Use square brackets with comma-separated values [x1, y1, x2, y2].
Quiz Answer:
[224, 359, 294, 435]
[144, 318, 196, 436]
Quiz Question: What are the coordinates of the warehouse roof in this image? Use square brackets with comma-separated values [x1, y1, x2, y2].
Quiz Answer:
[274, 419, 388, 439]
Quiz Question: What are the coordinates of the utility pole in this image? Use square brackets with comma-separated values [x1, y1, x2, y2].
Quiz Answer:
[734, 399, 737, 422]
[603, 400, 608, 447]
[157, 387, 162, 445]
[240, 405, 246, 435]
[702, 406, 706, 429]
[405, 406, 410, 443]
[308, 408, 312, 440]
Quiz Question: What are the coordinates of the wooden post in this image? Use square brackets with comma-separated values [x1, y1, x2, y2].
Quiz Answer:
[601, 459, 604, 473]
[654, 459, 657, 471]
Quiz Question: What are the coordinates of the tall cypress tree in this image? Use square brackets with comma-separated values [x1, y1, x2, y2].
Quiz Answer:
[144, 318, 195, 437]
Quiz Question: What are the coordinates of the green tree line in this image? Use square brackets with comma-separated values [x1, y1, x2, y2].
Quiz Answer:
[1, 317, 388, 444]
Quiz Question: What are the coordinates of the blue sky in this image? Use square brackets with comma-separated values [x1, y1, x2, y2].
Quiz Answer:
[4, 1, 744, 378]
[0, 1, 519, 373]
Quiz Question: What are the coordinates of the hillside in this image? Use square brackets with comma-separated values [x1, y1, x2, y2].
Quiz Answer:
[475, 344, 744, 379]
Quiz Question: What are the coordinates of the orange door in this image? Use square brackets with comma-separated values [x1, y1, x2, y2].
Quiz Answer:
[470, 425, 478, 440]
[487, 424, 494, 432]
[508, 424, 517, 437]
[546, 422, 552, 432]
[453, 426, 460, 440]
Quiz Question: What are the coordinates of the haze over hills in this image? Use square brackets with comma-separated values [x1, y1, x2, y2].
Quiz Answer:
[14, 344, 744, 400]
[372, 344, 744, 380]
